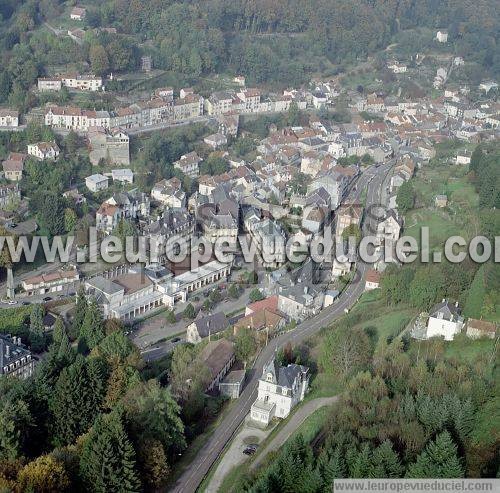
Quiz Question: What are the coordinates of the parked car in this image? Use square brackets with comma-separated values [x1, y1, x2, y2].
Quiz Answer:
[43, 296, 52, 302]
[171, 337, 181, 343]
[243, 444, 258, 455]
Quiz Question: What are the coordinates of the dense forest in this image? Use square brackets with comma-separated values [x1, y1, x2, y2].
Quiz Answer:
[0, 0, 499, 109]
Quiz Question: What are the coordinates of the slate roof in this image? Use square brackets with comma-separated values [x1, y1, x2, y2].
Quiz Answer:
[193, 312, 229, 338]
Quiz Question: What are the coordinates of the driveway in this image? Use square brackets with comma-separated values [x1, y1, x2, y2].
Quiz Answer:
[251, 396, 339, 469]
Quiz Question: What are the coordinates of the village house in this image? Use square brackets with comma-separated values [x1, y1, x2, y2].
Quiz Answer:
[88, 127, 130, 165]
[0, 109, 19, 128]
[456, 149, 472, 165]
[174, 151, 202, 178]
[234, 309, 285, 336]
[436, 30, 448, 43]
[376, 210, 402, 244]
[435, 194, 448, 208]
[387, 60, 407, 73]
[111, 168, 134, 184]
[151, 177, 186, 208]
[335, 203, 363, 238]
[22, 268, 79, 296]
[85, 173, 109, 192]
[250, 357, 309, 426]
[465, 319, 497, 339]
[63, 188, 86, 205]
[0, 335, 35, 379]
[425, 300, 464, 341]
[186, 311, 229, 344]
[365, 269, 381, 290]
[204, 133, 228, 149]
[2, 152, 26, 181]
[205, 91, 234, 116]
[27, 141, 60, 160]
[70, 6, 86, 20]
[142, 208, 194, 262]
[246, 217, 286, 268]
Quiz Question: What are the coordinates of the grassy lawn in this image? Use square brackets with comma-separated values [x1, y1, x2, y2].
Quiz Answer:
[443, 334, 497, 363]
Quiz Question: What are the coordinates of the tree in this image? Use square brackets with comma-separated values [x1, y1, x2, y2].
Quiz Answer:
[122, 380, 186, 457]
[136, 439, 170, 490]
[17, 455, 70, 493]
[0, 399, 32, 460]
[89, 44, 110, 76]
[228, 284, 240, 299]
[64, 208, 77, 233]
[182, 303, 196, 320]
[79, 412, 140, 493]
[79, 298, 105, 350]
[285, 101, 300, 126]
[396, 180, 415, 213]
[342, 224, 361, 246]
[234, 328, 257, 363]
[249, 288, 264, 303]
[50, 356, 106, 446]
[370, 440, 404, 477]
[406, 431, 464, 478]
[165, 309, 176, 324]
[71, 287, 87, 339]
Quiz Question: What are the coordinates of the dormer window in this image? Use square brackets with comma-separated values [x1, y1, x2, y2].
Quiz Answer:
[266, 373, 273, 382]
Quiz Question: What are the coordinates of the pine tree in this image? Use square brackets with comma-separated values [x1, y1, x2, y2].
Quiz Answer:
[406, 431, 464, 478]
[79, 412, 141, 493]
[370, 440, 404, 478]
[319, 447, 346, 491]
[30, 304, 45, 336]
[79, 298, 105, 351]
[347, 443, 372, 477]
[50, 356, 106, 446]
[52, 318, 65, 346]
[71, 287, 87, 339]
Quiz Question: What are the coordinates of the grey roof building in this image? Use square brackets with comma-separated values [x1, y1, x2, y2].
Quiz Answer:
[0, 335, 35, 379]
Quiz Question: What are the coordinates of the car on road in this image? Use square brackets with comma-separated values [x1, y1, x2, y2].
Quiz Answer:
[43, 296, 52, 302]
[171, 337, 181, 343]
[22, 301, 31, 306]
[243, 444, 258, 455]
[7, 300, 17, 305]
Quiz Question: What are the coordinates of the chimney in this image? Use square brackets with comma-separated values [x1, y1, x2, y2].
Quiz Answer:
[5, 344, 10, 359]
[455, 301, 459, 307]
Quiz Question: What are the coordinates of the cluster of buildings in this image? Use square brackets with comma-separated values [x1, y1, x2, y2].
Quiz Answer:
[411, 299, 497, 342]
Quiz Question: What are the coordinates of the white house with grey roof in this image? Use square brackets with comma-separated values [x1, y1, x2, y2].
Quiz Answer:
[251, 357, 309, 425]
[426, 300, 464, 341]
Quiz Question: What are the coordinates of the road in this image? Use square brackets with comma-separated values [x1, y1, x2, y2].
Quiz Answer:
[170, 162, 392, 493]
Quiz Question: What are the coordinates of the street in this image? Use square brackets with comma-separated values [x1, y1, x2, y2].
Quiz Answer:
[170, 162, 392, 493]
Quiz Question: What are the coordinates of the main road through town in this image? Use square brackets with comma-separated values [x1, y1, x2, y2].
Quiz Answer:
[170, 161, 393, 493]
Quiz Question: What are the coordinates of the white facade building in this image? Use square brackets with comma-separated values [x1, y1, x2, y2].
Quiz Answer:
[251, 358, 309, 425]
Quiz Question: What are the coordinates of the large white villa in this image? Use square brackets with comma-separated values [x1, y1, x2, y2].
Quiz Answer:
[250, 357, 309, 425]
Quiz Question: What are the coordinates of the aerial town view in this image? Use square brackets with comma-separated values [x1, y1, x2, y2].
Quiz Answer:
[0, 0, 498, 491]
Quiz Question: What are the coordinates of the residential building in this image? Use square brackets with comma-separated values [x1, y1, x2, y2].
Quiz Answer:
[22, 269, 79, 295]
[376, 210, 402, 244]
[37, 77, 63, 91]
[435, 194, 448, 208]
[246, 218, 286, 268]
[70, 6, 86, 19]
[2, 152, 26, 181]
[95, 202, 121, 233]
[143, 208, 194, 262]
[0, 335, 35, 379]
[0, 109, 19, 128]
[234, 309, 285, 335]
[204, 133, 228, 149]
[436, 30, 448, 43]
[250, 358, 309, 425]
[151, 177, 186, 208]
[111, 168, 134, 184]
[85, 173, 109, 192]
[365, 269, 381, 290]
[456, 150, 472, 165]
[205, 91, 234, 116]
[186, 311, 229, 344]
[426, 300, 464, 341]
[335, 203, 363, 238]
[174, 151, 202, 178]
[199, 339, 235, 392]
[27, 141, 60, 160]
[465, 319, 497, 339]
[88, 127, 130, 165]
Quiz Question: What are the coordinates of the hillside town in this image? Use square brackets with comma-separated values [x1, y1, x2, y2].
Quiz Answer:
[0, 3, 498, 491]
